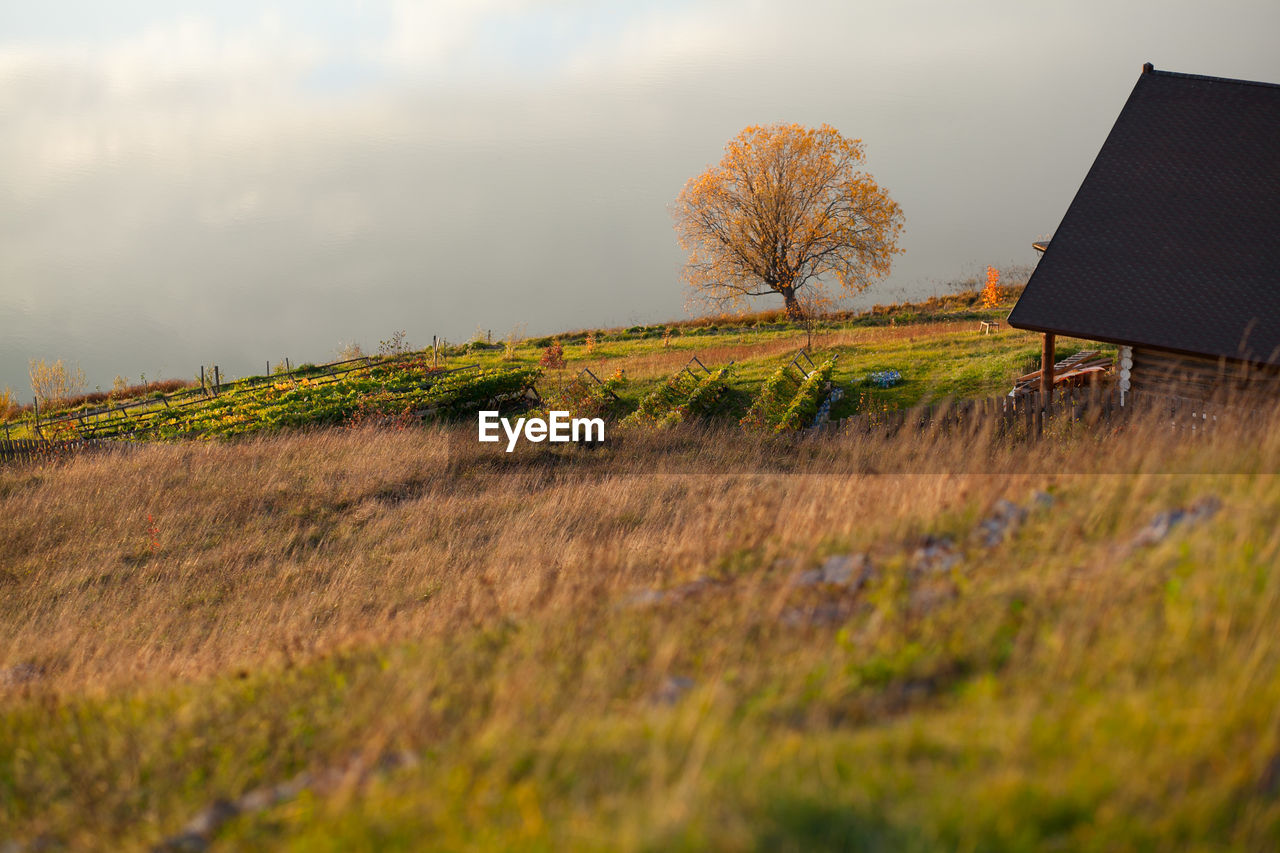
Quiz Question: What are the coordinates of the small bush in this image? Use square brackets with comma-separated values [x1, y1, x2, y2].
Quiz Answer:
[336, 341, 366, 360]
[776, 358, 837, 432]
[658, 366, 734, 427]
[378, 330, 410, 357]
[741, 364, 803, 431]
[28, 359, 86, 408]
[539, 341, 566, 371]
[0, 387, 19, 421]
[620, 370, 701, 428]
[549, 373, 626, 420]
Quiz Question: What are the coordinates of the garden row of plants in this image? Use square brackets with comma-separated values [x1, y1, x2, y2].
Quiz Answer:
[619, 365, 734, 429]
[548, 353, 840, 434]
[58, 361, 541, 441]
[740, 357, 838, 432]
[27, 343, 860, 443]
[544, 371, 628, 421]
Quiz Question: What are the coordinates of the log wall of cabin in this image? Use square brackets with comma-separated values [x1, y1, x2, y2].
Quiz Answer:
[1130, 347, 1280, 399]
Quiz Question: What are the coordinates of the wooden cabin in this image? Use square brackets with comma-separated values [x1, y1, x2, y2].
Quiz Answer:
[1008, 63, 1280, 403]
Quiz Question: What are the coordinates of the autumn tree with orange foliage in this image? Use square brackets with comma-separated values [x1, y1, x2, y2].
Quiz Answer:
[673, 123, 904, 317]
[981, 265, 1001, 309]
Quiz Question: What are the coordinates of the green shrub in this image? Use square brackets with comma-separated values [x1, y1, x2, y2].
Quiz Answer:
[658, 366, 733, 427]
[741, 364, 803, 431]
[775, 358, 837, 432]
[620, 369, 701, 428]
[547, 373, 626, 420]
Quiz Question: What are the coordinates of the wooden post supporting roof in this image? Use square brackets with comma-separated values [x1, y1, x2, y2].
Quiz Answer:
[1040, 332, 1056, 405]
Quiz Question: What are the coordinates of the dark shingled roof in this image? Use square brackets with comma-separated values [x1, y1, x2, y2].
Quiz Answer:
[1008, 65, 1280, 365]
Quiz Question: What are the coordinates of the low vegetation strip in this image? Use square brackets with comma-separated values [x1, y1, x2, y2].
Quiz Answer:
[619, 366, 705, 428]
[657, 365, 734, 427]
[740, 361, 804, 431]
[22, 357, 381, 440]
[775, 357, 838, 432]
[56, 361, 542, 441]
[5, 290, 1045, 443]
[552, 371, 625, 421]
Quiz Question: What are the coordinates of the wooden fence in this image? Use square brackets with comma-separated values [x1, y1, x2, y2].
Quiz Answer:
[0, 437, 121, 465]
[33, 355, 380, 440]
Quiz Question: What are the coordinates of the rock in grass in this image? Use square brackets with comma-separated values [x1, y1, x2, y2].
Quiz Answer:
[780, 601, 850, 628]
[975, 499, 1029, 547]
[153, 832, 209, 852]
[181, 799, 240, 838]
[151, 799, 238, 851]
[0, 662, 42, 687]
[908, 583, 957, 617]
[771, 556, 805, 573]
[1132, 496, 1222, 547]
[911, 536, 960, 573]
[620, 588, 668, 608]
[151, 750, 421, 852]
[4, 837, 62, 853]
[651, 675, 695, 706]
[621, 578, 714, 609]
[790, 553, 872, 588]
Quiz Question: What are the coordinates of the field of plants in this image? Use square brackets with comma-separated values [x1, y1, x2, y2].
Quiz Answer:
[619, 360, 735, 429]
[4, 287, 1048, 445]
[137, 361, 541, 440]
[21, 358, 542, 442]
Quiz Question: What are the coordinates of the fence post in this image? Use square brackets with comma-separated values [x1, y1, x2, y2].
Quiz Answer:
[214, 365, 220, 395]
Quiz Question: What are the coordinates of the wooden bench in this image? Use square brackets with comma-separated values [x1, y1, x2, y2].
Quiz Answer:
[980, 320, 1001, 334]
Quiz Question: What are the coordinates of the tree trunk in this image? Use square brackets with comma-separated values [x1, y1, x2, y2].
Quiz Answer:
[780, 286, 801, 319]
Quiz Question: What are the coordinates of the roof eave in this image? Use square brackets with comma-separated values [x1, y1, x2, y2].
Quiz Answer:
[1005, 319, 1280, 368]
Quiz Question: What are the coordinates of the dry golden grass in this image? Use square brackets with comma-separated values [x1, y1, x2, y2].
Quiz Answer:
[824, 320, 1019, 347]
[0, 411, 1268, 695]
[0, 425, 996, 693]
[3, 407, 1280, 849]
[606, 332, 813, 380]
[599, 322, 1034, 383]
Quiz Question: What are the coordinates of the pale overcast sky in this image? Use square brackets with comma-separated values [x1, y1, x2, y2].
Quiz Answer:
[2, 0, 1278, 392]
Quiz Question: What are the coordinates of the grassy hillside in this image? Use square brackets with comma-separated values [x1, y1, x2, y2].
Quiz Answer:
[6, 286, 1107, 441]
[3, 393, 1280, 849]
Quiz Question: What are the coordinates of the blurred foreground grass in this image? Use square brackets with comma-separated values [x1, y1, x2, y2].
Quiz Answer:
[2, 408, 1279, 850]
